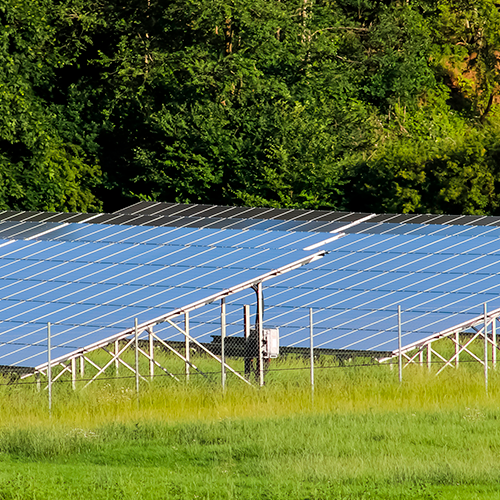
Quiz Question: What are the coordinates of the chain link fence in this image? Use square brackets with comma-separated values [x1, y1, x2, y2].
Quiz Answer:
[1, 302, 498, 410]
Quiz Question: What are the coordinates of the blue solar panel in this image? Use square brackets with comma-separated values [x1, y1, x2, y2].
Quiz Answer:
[0, 222, 332, 367]
[2, 211, 500, 369]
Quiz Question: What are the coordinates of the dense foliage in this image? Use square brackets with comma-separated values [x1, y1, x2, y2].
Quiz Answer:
[2, 0, 500, 214]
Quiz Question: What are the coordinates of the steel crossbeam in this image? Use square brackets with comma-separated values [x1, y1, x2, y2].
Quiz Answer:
[165, 318, 252, 386]
[150, 329, 207, 379]
[136, 345, 179, 382]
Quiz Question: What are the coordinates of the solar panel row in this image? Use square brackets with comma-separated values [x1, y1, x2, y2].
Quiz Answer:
[1, 201, 500, 371]
[116, 201, 500, 226]
[2, 201, 500, 239]
[0, 221, 329, 368]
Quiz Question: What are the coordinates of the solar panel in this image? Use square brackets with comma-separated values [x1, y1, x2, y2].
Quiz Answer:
[2, 200, 500, 371]
[0, 219, 336, 368]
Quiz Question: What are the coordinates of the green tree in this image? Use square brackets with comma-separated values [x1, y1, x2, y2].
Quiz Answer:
[0, 0, 102, 212]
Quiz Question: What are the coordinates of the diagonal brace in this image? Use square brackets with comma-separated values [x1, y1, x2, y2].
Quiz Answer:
[166, 318, 252, 386]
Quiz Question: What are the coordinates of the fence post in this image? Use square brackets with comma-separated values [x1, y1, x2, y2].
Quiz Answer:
[135, 318, 140, 405]
[71, 357, 76, 390]
[185, 312, 190, 382]
[493, 318, 497, 369]
[221, 298, 226, 392]
[310, 308, 314, 404]
[47, 322, 52, 417]
[398, 305, 402, 383]
[257, 282, 264, 387]
[484, 303, 488, 395]
[244, 305, 250, 379]
[115, 340, 119, 376]
[149, 326, 154, 381]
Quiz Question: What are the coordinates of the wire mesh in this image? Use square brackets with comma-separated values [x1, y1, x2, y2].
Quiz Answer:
[1, 303, 499, 397]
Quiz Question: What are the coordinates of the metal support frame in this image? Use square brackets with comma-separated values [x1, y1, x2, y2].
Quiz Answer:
[244, 304, 250, 379]
[257, 282, 264, 387]
[47, 322, 52, 416]
[383, 306, 500, 377]
[185, 312, 190, 382]
[221, 298, 226, 392]
[114, 340, 119, 376]
[165, 318, 252, 386]
[71, 357, 76, 390]
[398, 305, 402, 383]
[31, 251, 325, 388]
[484, 303, 488, 394]
[149, 326, 154, 381]
[82, 338, 147, 389]
[493, 318, 497, 369]
[135, 318, 140, 395]
[310, 308, 314, 403]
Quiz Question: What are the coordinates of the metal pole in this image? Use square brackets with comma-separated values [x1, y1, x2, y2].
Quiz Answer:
[149, 326, 154, 381]
[455, 331, 459, 368]
[47, 322, 52, 417]
[221, 298, 226, 392]
[244, 305, 250, 379]
[493, 318, 497, 369]
[257, 282, 264, 387]
[115, 340, 119, 376]
[427, 343, 431, 371]
[185, 312, 190, 382]
[71, 357, 76, 390]
[398, 305, 402, 383]
[484, 303, 488, 395]
[310, 308, 314, 404]
[80, 355, 85, 378]
[135, 318, 140, 399]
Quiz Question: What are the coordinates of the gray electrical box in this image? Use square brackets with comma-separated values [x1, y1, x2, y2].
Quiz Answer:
[263, 328, 279, 358]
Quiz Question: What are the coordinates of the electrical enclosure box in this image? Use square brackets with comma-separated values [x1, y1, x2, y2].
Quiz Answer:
[263, 328, 279, 358]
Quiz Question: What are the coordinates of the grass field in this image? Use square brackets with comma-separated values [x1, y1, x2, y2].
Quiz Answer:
[1, 349, 500, 499]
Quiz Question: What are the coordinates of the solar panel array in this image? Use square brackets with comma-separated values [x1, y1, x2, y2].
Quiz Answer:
[1, 202, 500, 369]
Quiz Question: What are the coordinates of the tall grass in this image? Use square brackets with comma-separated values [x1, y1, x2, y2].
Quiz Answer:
[0, 358, 497, 429]
[1, 341, 499, 499]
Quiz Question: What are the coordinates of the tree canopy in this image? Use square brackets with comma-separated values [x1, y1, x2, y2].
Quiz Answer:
[2, 0, 500, 214]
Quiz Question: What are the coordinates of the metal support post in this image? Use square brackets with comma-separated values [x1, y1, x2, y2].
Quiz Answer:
[310, 308, 314, 404]
[47, 322, 52, 417]
[455, 331, 459, 368]
[257, 282, 264, 387]
[185, 312, 190, 382]
[149, 326, 154, 381]
[36, 372, 41, 392]
[419, 349, 423, 367]
[221, 298, 226, 392]
[493, 318, 497, 369]
[71, 357, 76, 390]
[135, 318, 140, 399]
[427, 343, 432, 371]
[398, 305, 402, 383]
[484, 304, 488, 395]
[115, 340, 119, 376]
[80, 355, 85, 378]
[244, 305, 251, 379]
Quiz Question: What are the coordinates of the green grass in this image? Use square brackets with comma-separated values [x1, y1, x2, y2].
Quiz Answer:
[1, 410, 500, 499]
[1, 343, 500, 499]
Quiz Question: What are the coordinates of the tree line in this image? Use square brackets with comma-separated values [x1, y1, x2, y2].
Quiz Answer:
[2, 0, 500, 215]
